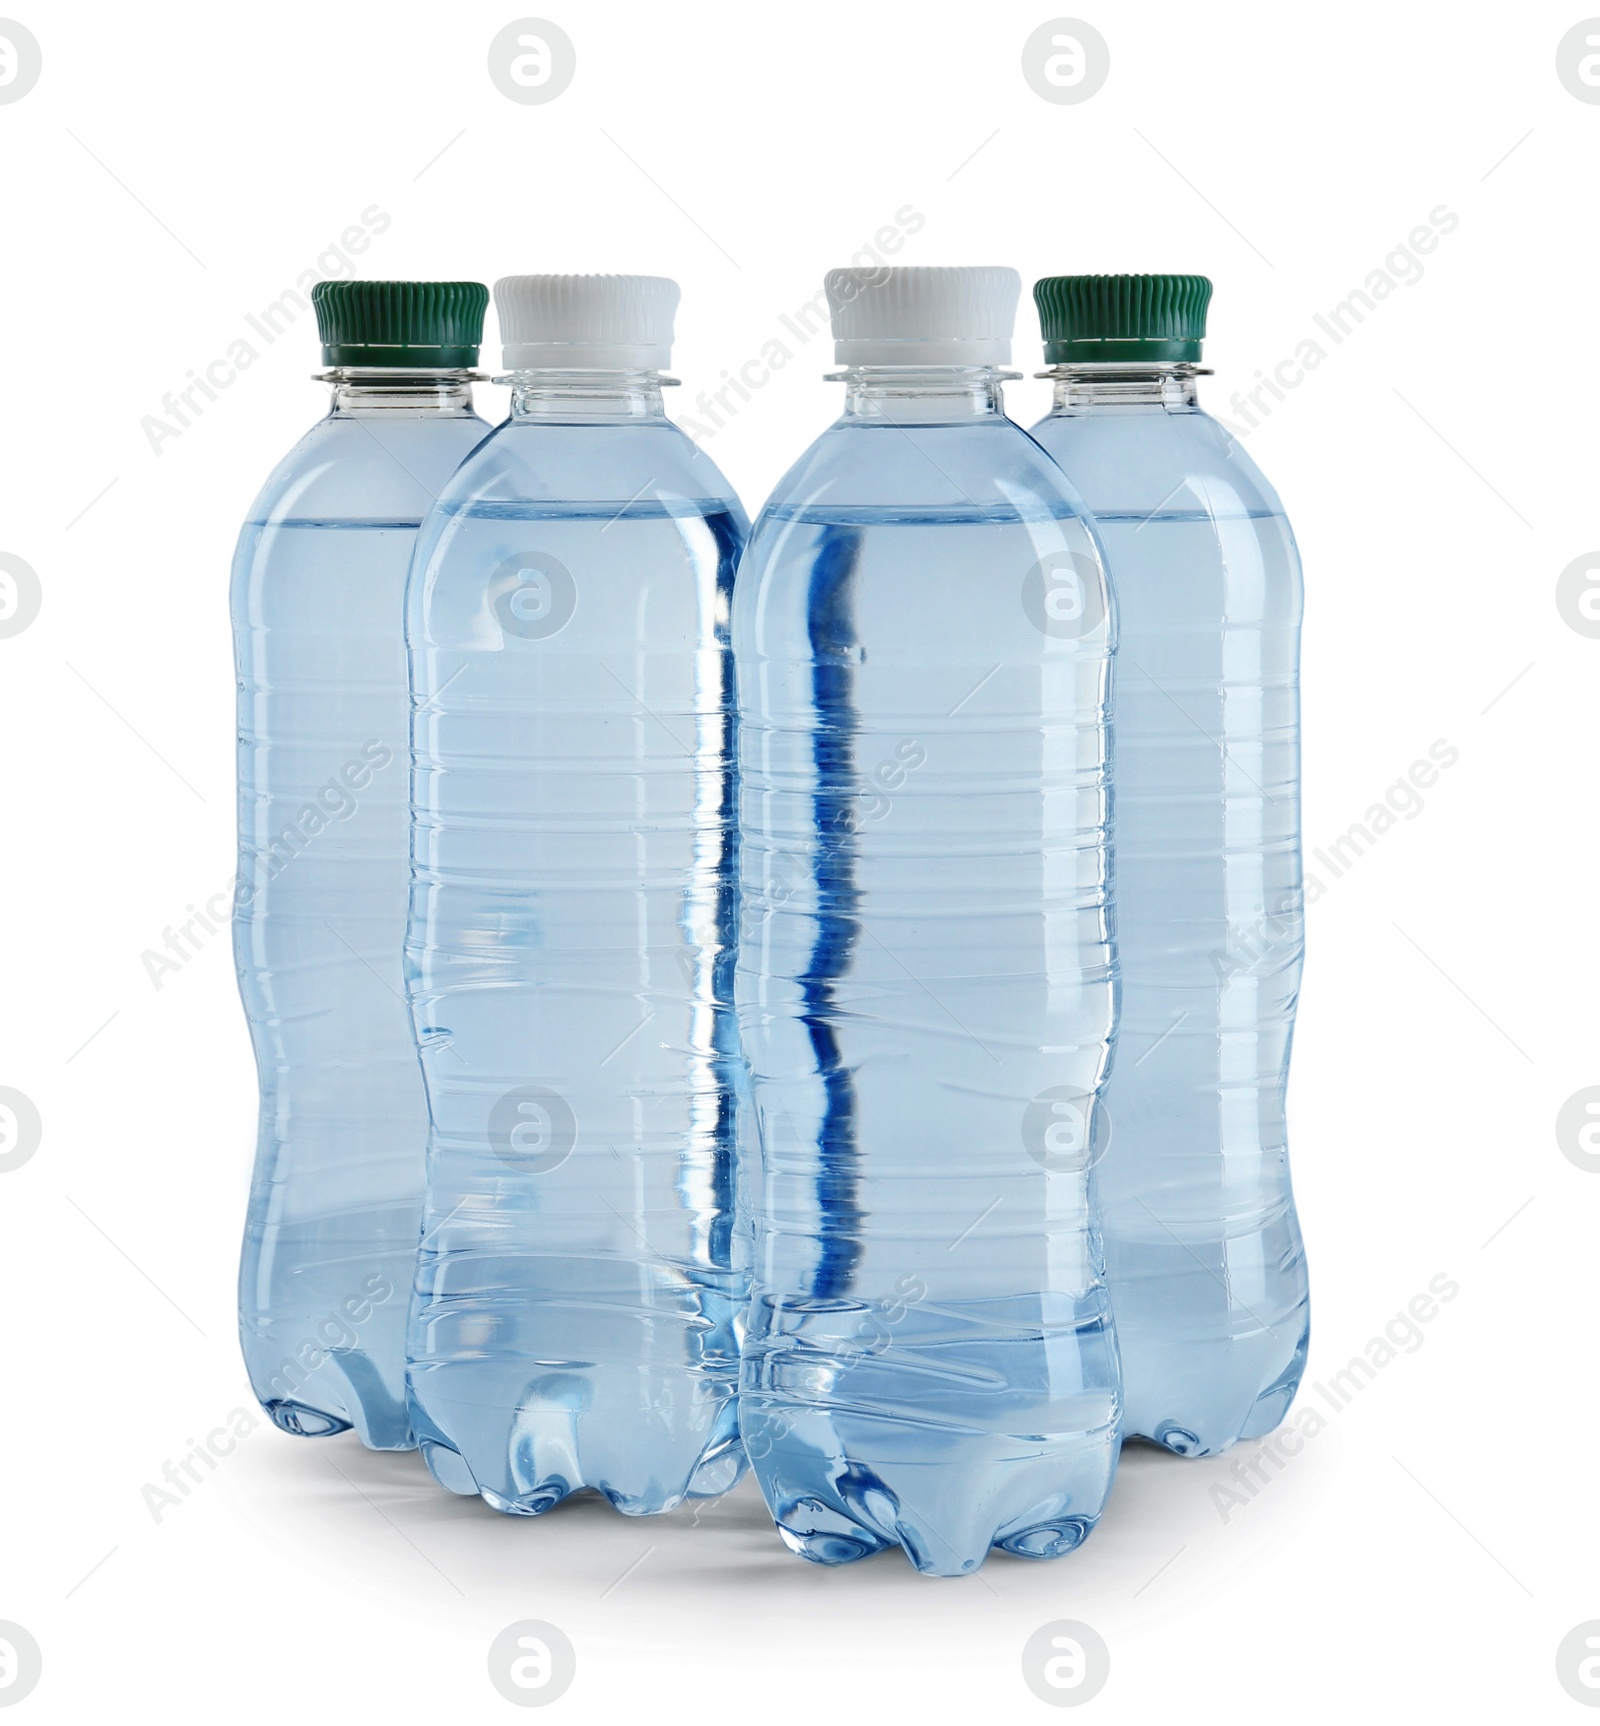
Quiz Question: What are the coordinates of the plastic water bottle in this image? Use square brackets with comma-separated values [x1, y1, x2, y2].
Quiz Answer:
[234, 281, 490, 1448]
[1029, 274, 1309, 1457]
[405, 276, 749, 1515]
[733, 266, 1121, 1574]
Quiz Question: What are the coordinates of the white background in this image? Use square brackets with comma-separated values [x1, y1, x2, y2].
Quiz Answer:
[0, 0, 1594, 1719]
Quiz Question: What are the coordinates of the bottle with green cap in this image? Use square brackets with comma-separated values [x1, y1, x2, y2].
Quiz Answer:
[1029, 274, 1310, 1459]
[233, 279, 490, 1450]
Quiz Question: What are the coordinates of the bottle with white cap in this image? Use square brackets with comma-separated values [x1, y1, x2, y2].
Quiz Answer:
[403, 275, 749, 1516]
[732, 266, 1122, 1574]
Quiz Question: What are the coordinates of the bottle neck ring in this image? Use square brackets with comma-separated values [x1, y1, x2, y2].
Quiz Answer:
[499, 369, 674, 422]
[832, 365, 1016, 423]
[318, 368, 480, 417]
[1040, 363, 1208, 411]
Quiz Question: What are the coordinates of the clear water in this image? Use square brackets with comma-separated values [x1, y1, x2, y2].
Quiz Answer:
[234, 406, 488, 1449]
[1032, 403, 1310, 1457]
[733, 405, 1121, 1575]
[405, 424, 749, 1516]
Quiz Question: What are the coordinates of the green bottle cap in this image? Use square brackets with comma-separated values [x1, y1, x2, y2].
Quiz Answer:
[1032, 274, 1212, 364]
[311, 280, 490, 367]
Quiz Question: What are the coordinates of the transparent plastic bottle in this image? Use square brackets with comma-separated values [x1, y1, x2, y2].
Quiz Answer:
[234, 281, 490, 1449]
[405, 275, 749, 1515]
[734, 267, 1121, 1575]
[1029, 274, 1309, 1457]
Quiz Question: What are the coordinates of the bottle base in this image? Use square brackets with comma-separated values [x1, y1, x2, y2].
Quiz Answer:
[770, 1485, 1103, 1577]
[264, 1399, 354, 1440]
[410, 1400, 746, 1517]
[747, 1405, 1118, 1576]
[1126, 1326, 1310, 1458]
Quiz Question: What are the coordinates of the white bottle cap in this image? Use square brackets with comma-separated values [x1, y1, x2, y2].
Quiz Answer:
[494, 274, 678, 370]
[824, 265, 1020, 366]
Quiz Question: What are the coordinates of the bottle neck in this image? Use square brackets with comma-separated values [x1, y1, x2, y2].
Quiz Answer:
[837, 366, 1010, 423]
[1044, 363, 1204, 413]
[321, 368, 479, 418]
[501, 369, 669, 422]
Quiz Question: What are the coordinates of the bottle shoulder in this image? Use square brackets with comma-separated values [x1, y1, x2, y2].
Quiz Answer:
[1028, 406, 1289, 524]
[754, 414, 1092, 526]
[241, 412, 492, 527]
[429, 415, 747, 524]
